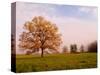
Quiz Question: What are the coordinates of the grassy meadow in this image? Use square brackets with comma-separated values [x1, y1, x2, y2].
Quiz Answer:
[16, 53, 97, 73]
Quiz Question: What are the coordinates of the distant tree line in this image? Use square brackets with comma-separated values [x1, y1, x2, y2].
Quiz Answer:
[62, 41, 97, 53]
[25, 40, 97, 55]
[88, 41, 97, 52]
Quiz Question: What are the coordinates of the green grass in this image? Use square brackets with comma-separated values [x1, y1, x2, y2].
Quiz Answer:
[16, 53, 97, 73]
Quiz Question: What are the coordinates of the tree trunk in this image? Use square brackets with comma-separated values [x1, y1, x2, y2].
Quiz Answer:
[41, 48, 44, 57]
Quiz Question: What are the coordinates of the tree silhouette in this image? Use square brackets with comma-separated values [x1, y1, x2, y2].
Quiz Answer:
[80, 45, 84, 53]
[70, 44, 77, 53]
[88, 41, 97, 52]
[11, 34, 15, 54]
[62, 46, 68, 53]
[26, 51, 32, 55]
[19, 16, 62, 57]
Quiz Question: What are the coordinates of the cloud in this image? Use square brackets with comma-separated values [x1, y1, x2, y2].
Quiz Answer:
[78, 6, 98, 18]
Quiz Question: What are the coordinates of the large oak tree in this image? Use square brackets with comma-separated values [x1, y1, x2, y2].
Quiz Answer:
[19, 16, 62, 57]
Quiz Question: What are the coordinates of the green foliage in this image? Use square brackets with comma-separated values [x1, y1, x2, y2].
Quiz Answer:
[16, 53, 97, 73]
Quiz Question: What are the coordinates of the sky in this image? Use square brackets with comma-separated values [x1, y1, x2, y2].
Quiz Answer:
[16, 2, 98, 54]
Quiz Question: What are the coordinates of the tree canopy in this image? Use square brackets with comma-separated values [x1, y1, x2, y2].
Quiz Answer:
[19, 16, 62, 57]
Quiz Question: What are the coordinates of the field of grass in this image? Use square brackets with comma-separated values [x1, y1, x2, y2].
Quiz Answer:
[16, 53, 97, 73]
